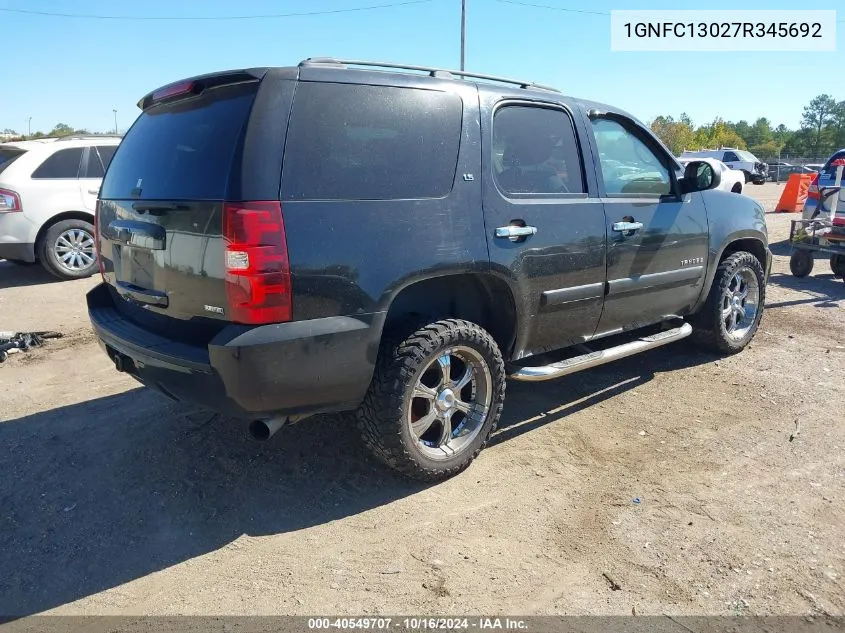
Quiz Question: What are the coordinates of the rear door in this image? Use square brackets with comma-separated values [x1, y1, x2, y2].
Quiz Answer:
[97, 78, 269, 341]
[586, 114, 709, 336]
[27, 146, 85, 219]
[480, 96, 607, 356]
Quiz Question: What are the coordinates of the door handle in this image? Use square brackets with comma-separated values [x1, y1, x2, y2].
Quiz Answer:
[115, 281, 169, 308]
[495, 225, 538, 241]
[88, 189, 100, 195]
[612, 221, 644, 233]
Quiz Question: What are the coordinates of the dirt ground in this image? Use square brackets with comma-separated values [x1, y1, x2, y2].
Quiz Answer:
[0, 183, 842, 617]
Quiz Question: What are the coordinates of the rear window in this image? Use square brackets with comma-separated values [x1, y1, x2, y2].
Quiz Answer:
[100, 82, 257, 200]
[282, 83, 462, 200]
[31, 147, 83, 179]
[0, 147, 26, 175]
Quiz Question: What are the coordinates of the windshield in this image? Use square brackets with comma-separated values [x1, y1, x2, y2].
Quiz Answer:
[736, 150, 758, 162]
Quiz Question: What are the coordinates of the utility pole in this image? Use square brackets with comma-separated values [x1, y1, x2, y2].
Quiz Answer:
[27, 117, 32, 138]
[460, 0, 466, 71]
[113, 109, 118, 134]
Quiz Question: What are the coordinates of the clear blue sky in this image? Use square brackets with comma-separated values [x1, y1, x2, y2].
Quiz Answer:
[1, 0, 840, 135]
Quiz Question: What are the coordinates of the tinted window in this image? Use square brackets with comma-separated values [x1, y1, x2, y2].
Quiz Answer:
[723, 151, 739, 162]
[492, 106, 584, 195]
[101, 83, 257, 200]
[0, 148, 26, 175]
[31, 148, 82, 179]
[84, 147, 106, 178]
[283, 83, 462, 200]
[97, 145, 117, 170]
[591, 118, 671, 196]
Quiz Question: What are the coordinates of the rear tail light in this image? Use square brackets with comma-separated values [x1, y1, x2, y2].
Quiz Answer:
[223, 201, 292, 325]
[808, 173, 819, 200]
[94, 200, 105, 281]
[0, 188, 21, 213]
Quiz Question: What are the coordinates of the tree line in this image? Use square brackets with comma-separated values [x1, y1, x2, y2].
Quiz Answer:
[650, 94, 845, 161]
[1, 123, 115, 141]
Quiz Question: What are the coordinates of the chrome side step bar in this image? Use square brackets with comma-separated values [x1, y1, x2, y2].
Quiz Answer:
[508, 323, 693, 382]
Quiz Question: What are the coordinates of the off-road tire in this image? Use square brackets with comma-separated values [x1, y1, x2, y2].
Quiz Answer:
[356, 319, 506, 481]
[830, 255, 845, 278]
[789, 250, 814, 278]
[690, 251, 765, 355]
[39, 219, 98, 280]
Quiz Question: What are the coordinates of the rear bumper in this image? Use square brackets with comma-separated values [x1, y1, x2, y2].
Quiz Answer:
[87, 283, 382, 419]
[0, 241, 35, 262]
[0, 211, 38, 262]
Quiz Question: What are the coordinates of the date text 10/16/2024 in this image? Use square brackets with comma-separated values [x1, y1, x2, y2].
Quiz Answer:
[308, 618, 529, 631]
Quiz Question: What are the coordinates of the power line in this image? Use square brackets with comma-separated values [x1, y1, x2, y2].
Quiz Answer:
[495, 0, 609, 17]
[0, 0, 433, 21]
[499, 0, 845, 23]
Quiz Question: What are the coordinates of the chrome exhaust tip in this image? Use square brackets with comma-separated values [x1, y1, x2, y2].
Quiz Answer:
[248, 417, 287, 441]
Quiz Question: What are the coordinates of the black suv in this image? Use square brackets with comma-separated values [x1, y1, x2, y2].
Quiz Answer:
[88, 58, 771, 481]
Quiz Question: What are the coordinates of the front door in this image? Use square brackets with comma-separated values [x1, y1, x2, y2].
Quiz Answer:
[481, 98, 607, 358]
[586, 115, 709, 336]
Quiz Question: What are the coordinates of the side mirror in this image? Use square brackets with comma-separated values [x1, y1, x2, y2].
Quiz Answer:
[682, 160, 721, 193]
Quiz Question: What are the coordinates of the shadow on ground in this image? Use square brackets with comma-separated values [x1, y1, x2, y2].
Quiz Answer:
[768, 238, 792, 257]
[0, 261, 58, 289]
[766, 271, 845, 309]
[0, 344, 715, 617]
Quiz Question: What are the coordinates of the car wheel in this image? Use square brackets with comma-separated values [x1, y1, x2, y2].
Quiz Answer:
[831, 255, 845, 277]
[39, 219, 98, 280]
[789, 250, 814, 278]
[690, 251, 765, 355]
[356, 319, 505, 481]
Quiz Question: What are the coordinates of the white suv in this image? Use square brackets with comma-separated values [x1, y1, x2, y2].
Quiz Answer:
[0, 136, 120, 279]
[679, 148, 768, 185]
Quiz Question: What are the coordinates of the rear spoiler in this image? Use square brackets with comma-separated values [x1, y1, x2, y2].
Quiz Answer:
[137, 68, 270, 110]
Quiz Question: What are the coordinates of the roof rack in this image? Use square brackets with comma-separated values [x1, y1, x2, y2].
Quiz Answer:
[299, 58, 561, 93]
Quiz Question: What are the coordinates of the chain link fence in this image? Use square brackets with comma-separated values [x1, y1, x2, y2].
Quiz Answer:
[759, 155, 829, 183]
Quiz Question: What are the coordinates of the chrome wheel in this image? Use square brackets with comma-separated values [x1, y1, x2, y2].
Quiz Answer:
[721, 267, 760, 341]
[407, 346, 492, 460]
[54, 228, 95, 271]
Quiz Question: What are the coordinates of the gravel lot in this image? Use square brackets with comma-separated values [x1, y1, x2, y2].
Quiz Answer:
[0, 183, 842, 617]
